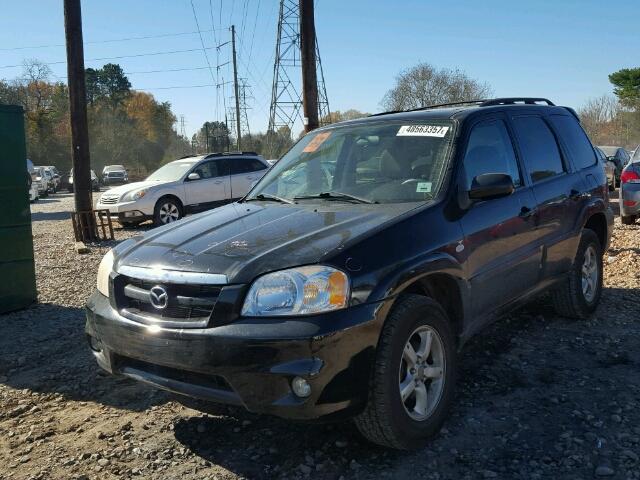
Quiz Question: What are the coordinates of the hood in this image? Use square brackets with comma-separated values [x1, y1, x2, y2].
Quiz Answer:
[101, 180, 168, 197]
[115, 201, 422, 283]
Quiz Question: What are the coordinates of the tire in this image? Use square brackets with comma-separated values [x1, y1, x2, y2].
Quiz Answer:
[153, 197, 183, 226]
[120, 221, 143, 229]
[354, 294, 456, 450]
[608, 182, 614, 192]
[621, 215, 636, 225]
[550, 229, 603, 319]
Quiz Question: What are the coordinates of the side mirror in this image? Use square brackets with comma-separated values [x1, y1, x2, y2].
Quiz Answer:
[468, 173, 515, 201]
[187, 172, 200, 181]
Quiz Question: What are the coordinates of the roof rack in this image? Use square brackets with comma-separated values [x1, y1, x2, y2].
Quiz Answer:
[480, 97, 555, 107]
[202, 151, 259, 158]
[369, 99, 488, 117]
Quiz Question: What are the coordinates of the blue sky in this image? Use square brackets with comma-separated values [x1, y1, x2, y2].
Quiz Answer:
[0, 0, 638, 138]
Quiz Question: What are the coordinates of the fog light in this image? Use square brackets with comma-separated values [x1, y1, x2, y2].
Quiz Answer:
[291, 377, 311, 398]
[89, 335, 103, 352]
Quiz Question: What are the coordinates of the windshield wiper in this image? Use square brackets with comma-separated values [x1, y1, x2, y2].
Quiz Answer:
[244, 193, 294, 204]
[294, 191, 376, 204]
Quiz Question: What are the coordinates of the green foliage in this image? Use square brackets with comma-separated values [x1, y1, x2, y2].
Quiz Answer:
[0, 60, 189, 175]
[193, 121, 231, 153]
[609, 68, 640, 108]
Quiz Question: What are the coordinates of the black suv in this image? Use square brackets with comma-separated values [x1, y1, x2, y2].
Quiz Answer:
[86, 98, 613, 449]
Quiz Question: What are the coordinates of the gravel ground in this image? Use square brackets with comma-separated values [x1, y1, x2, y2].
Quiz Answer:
[1, 191, 639, 480]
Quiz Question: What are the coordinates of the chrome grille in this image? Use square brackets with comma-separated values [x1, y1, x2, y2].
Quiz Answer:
[116, 276, 221, 328]
[100, 194, 120, 205]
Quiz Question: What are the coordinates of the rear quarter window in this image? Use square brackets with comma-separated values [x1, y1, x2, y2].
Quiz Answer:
[549, 115, 597, 170]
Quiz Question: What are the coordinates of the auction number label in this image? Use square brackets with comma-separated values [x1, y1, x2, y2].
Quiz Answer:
[397, 125, 449, 137]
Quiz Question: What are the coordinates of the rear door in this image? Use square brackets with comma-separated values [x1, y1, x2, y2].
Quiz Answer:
[229, 158, 268, 199]
[184, 160, 229, 210]
[510, 114, 578, 278]
[459, 116, 540, 319]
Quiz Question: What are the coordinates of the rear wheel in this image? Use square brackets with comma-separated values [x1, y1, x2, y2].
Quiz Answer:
[551, 229, 603, 318]
[621, 215, 636, 225]
[354, 295, 456, 450]
[153, 197, 183, 226]
[120, 220, 143, 229]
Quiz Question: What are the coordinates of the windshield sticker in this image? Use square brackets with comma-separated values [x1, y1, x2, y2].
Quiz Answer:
[303, 131, 332, 152]
[416, 182, 432, 193]
[397, 125, 449, 137]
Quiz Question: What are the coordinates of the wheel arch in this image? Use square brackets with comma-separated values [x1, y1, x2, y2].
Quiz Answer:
[583, 211, 607, 250]
[371, 253, 469, 343]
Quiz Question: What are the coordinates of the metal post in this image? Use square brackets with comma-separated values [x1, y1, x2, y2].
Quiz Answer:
[63, 0, 94, 240]
[299, 0, 319, 133]
[231, 25, 242, 150]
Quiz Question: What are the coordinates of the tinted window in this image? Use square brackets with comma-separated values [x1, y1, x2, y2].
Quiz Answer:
[513, 116, 564, 182]
[549, 115, 596, 170]
[229, 158, 267, 175]
[463, 120, 521, 188]
[192, 160, 220, 179]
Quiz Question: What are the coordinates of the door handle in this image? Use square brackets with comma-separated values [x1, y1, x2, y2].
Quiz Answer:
[569, 189, 589, 200]
[245, 175, 254, 180]
[214, 181, 223, 185]
[519, 206, 536, 218]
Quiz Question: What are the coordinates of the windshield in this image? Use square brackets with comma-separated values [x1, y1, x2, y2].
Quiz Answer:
[146, 161, 195, 182]
[248, 121, 454, 204]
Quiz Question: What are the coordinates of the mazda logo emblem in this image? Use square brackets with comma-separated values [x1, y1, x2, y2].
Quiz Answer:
[149, 285, 169, 309]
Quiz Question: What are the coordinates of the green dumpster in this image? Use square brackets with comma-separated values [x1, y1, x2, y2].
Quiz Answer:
[0, 105, 37, 313]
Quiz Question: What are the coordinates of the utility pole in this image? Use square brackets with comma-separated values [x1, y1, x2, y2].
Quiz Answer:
[205, 122, 210, 153]
[231, 25, 242, 150]
[63, 0, 93, 222]
[299, 0, 319, 133]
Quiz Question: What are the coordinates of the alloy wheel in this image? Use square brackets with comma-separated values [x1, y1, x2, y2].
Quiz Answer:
[159, 202, 180, 224]
[398, 325, 446, 421]
[581, 244, 598, 303]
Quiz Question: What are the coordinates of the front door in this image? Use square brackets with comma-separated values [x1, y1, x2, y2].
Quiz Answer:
[184, 159, 229, 210]
[459, 117, 540, 320]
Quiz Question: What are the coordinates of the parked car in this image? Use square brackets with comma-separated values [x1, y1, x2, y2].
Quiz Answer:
[102, 165, 128, 186]
[598, 146, 630, 187]
[619, 152, 640, 225]
[28, 172, 38, 202]
[33, 167, 50, 197]
[95, 152, 269, 227]
[68, 168, 100, 192]
[595, 147, 616, 191]
[42, 166, 61, 192]
[87, 98, 613, 449]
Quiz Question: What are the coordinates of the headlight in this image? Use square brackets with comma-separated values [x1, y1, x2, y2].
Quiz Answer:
[241, 266, 349, 316]
[96, 249, 115, 296]
[121, 189, 148, 202]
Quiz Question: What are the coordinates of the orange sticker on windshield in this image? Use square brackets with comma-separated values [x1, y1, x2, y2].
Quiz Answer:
[303, 131, 332, 152]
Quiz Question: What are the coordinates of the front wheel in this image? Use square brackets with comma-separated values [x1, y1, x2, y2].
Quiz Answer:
[551, 229, 603, 318]
[153, 197, 183, 226]
[354, 295, 456, 449]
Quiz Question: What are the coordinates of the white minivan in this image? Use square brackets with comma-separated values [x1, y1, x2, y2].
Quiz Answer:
[96, 152, 269, 227]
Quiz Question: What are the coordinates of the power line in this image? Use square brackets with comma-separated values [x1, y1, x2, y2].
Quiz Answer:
[0, 28, 224, 52]
[0, 47, 216, 70]
[190, 0, 217, 84]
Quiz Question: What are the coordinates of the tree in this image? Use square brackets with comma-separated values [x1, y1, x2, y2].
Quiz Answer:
[609, 68, 640, 108]
[381, 62, 492, 111]
[85, 63, 131, 107]
[321, 109, 370, 125]
[193, 121, 231, 154]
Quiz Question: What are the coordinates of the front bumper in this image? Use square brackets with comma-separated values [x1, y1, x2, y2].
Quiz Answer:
[85, 291, 389, 421]
[96, 200, 153, 223]
[620, 183, 640, 217]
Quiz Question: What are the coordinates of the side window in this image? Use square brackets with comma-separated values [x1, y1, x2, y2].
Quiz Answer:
[192, 161, 219, 179]
[463, 120, 521, 189]
[229, 158, 262, 175]
[548, 115, 597, 170]
[247, 159, 267, 173]
[512, 116, 564, 183]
